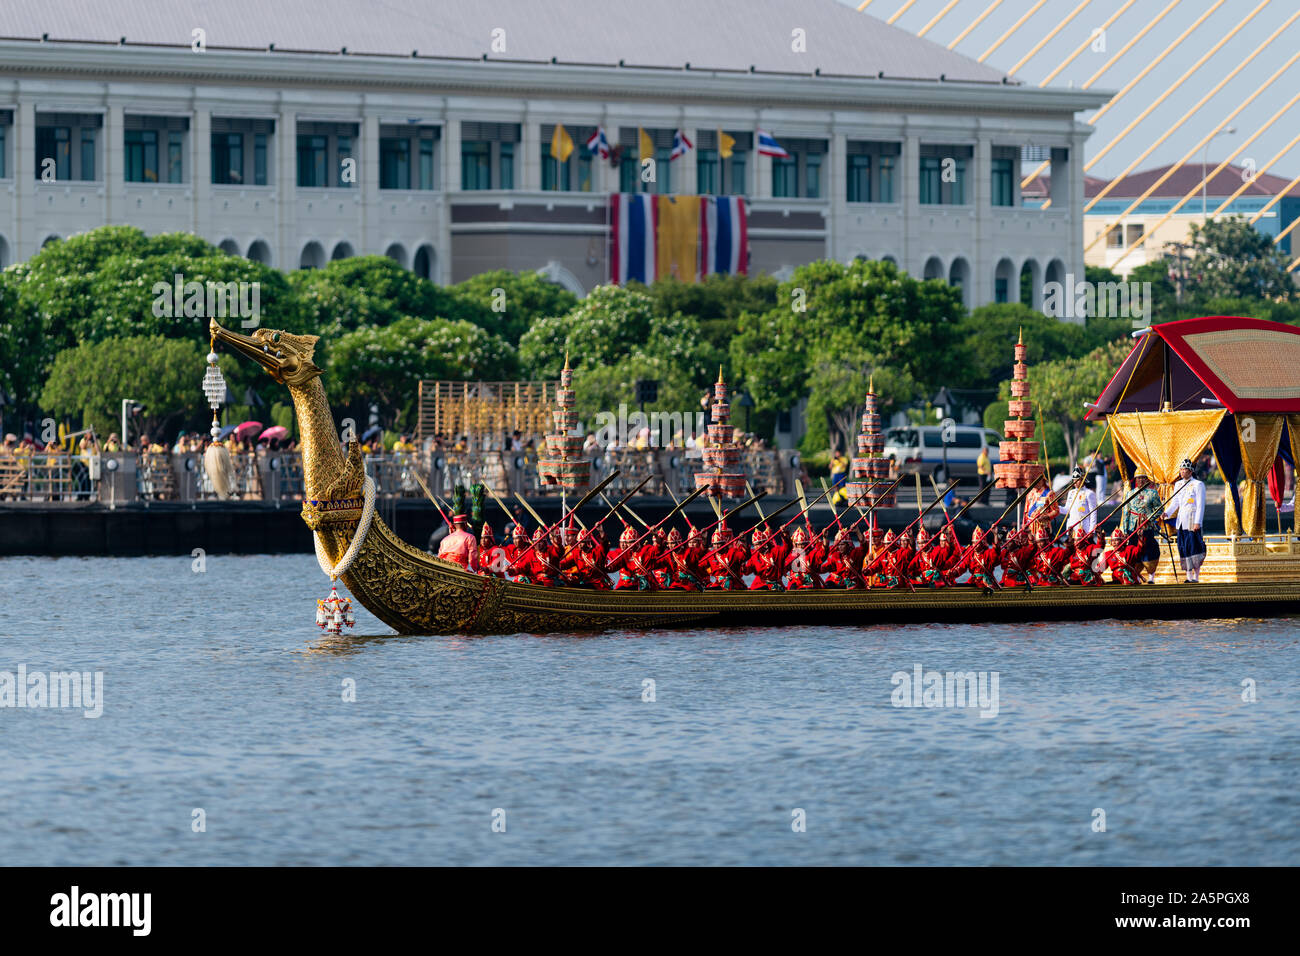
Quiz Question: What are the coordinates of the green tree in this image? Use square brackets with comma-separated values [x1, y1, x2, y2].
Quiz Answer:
[1184, 216, 1297, 302]
[635, 273, 780, 354]
[38, 335, 218, 441]
[518, 284, 720, 420]
[326, 317, 518, 428]
[0, 272, 43, 420]
[290, 256, 493, 339]
[1127, 260, 1179, 318]
[729, 258, 964, 451]
[452, 269, 579, 345]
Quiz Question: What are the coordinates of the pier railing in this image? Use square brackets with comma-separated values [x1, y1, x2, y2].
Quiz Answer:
[0, 446, 801, 504]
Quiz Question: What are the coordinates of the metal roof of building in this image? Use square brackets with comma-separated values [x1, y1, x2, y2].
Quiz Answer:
[0, 0, 1012, 84]
[1085, 164, 1300, 200]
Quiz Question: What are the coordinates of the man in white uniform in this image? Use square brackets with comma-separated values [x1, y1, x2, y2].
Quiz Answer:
[1063, 466, 1099, 534]
[1165, 458, 1207, 582]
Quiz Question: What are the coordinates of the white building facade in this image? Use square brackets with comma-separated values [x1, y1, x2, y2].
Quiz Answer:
[0, 1, 1105, 306]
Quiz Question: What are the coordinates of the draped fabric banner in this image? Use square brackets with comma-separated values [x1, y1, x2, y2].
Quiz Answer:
[655, 195, 700, 282]
[1236, 412, 1285, 539]
[1290, 414, 1300, 533]
[1108, 410, 1226, 485]
[609, 194, 748, 285]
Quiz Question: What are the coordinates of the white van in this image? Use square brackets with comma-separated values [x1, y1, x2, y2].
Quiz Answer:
[882, 425, 1002, 482]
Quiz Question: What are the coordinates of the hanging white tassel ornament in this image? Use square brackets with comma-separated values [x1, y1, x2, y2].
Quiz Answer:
[201, 346, 238, 499]
[204, 442, 239, 500]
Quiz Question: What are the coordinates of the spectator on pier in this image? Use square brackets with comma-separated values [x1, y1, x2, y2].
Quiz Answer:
[103, 433, 121, 452]
[1, 434, 15, 456]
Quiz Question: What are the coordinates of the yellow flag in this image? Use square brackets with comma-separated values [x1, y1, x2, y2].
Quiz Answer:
[638, 127, 654, 160]
[718, 129, 735, 159]
[550, 124, 574, 163]
[656, 195, 702, 282]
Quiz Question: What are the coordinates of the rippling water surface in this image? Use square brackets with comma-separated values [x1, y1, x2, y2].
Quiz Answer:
[1, 554, 1296, 866]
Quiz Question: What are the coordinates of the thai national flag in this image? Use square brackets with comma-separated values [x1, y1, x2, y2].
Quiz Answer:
[700, 196, 748, 277]
[586, 125, 610, 159]
[670, 129, 694, 160]
[609, 194, 657, 285]
[756, 129, 789, 158]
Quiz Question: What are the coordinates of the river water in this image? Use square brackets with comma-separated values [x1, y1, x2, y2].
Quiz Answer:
[1, 554, 1296, 866]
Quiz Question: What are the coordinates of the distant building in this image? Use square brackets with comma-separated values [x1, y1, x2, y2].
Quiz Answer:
[1027, 163, 1300, 278]
[0, 0, 1103, 306]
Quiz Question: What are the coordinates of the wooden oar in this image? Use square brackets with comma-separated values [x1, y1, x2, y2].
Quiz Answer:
[822, 472, 909, 537]
[665, 486, 696, 530]
[700, 489, 820, 564]
[410, 467, 453, 529]
[512, 472, 651, 569]
[746, 481, 768, 523]
[652, 489, 773, 559]
[622, 484, 709, 551]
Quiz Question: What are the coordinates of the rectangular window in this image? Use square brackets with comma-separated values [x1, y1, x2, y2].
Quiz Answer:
[499, 142, 514, 190]
[211, 118, 273, 185]
[168, 132, 184, 183]
[991, 157, 1014, 207]
[297, 134, 327, 187]
[0, 126, 6, 179]
[462, 141, 491, 190]
[620, 153, 638, 193]
[697, 149, 719, 194]
[80, 130, 96, 181]
[994, 277, 1009, 303]
[125, 130, 158, 183]
[253, 134, 267, 186]
[458, 122, 517, 191]
[336, 135, 352, 188]
[36, 113, 102, 182]
[805, 152, 821, 199]
[728, 153, 746, 196]
[1126, 223, 1145, 244]
[380, 125, 439, 190]
[772, 156, 798, 197]
[879, 155, 895, 203]
[847, 154, 871, 202]
[652, 146, 670, 194]
[212, 132, 244, 184]
[382, 138, 411, 189]
[696, 131, 752, 195]
[919, 144, 972, 205]
[769, 137, 827, 199]
[1107, 226, 1124, 248]
[541, 148, 570, 191]
[920, 156, 940, 205]
[419, 139, 435, 190]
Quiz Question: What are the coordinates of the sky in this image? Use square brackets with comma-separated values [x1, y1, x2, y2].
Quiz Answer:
[838, 0, 1300, 183]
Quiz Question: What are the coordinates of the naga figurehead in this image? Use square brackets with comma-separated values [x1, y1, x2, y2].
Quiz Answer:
[208, 318, 352, 503]
[209, 319, 322, 387]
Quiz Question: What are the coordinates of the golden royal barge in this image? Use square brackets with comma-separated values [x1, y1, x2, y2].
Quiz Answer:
[209, 316, 1300, 634]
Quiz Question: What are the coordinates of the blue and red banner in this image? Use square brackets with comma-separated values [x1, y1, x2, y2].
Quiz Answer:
[609, 193, 748, 285]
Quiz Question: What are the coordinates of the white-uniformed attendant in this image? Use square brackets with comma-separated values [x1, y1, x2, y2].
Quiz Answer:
[1164, 457, 1207, 582]
[1063, 466, 1099, 533]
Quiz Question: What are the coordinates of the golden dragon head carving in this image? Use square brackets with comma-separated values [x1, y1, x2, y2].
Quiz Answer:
[209, 319, 322, 387]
